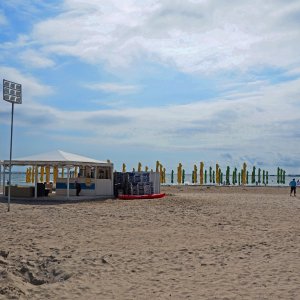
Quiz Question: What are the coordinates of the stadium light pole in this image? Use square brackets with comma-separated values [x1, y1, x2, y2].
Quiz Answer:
[3, 79, 22, 212]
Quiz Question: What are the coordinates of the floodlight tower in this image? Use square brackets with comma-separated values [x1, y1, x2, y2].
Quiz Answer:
[3, 79, 22, 212]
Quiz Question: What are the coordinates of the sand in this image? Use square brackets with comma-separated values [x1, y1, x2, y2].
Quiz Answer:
[0, 185, 299, 300]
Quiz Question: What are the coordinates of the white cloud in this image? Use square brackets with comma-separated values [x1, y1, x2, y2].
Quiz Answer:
[0, 11, 8, 25]
[19, 49, 55, 68]
[21, 0, 300, 74]
[85, 82, 140, 94]
[10, 77, 300, 162]
[0, 66, 54, 110]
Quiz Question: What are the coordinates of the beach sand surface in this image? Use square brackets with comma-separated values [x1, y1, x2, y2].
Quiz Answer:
[0, 186, 299, 299]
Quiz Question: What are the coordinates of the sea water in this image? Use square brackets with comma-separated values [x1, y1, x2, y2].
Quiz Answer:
[0, 172, 297, 187]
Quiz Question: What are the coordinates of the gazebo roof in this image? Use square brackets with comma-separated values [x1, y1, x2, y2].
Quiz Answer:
[2, 150, 112, 167]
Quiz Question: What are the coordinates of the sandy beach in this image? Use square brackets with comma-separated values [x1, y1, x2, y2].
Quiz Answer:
[0, 185, 299, 300]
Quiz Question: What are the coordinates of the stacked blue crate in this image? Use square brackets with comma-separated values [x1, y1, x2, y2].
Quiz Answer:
[114, 171, 155, 196]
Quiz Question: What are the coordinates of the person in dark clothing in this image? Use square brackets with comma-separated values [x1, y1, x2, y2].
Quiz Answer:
[289, 178, 296, 196]
[75, 181, 81, 196]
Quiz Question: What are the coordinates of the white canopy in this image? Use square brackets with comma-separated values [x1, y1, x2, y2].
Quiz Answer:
[2, 150, 112, 167]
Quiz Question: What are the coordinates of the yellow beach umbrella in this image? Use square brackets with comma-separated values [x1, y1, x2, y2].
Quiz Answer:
[177, 163, 182, 184]
[26, 168, 31, 183]
[216, 163, 220, 184]
[156, 161, 160, 173]
[200, 162, 204, 185]
[193, 164, 197, 184]
[45, 166, 50, 183]
[74, 166, 78, 177]
[138, 162, 142, 172]
[122, 163, 126, 173]
[159, 164, 163, 183]
[242, 162, 247, 185]
[31, 166, 35, 183]
[53, 166, 58, 183]
[40, 166, 44, 182]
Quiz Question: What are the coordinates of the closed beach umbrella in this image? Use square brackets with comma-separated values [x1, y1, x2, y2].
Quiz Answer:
[216, 164, 219, 184]
[258, 168, 261, 184]
[159, 164, 163, 183]
[31, 166, 35, 183]
[200, 162, 204, 185]
[45, 166, 50, 183]
[122, 163, 126, 173]
[252, 166, 256, 184]
[26, 168, 31, 183]
[243, 163, 247, 185]
[171, 170, 174, 183]
[40, 166, 44, 183]
[226, 166, 230, 185]
[156, 161, 160, 173]
[177, 163, 182, 184]
[138, 162, 142, 172]
[53, 166, 58, 183]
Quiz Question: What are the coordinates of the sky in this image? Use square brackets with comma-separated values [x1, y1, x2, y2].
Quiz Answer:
[1, 0, 300, 174]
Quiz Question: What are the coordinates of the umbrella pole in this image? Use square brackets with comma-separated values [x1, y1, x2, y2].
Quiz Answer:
[67, 167, 70, 200]
[34, 165, 38, 199]
[2, 165, 5, 195]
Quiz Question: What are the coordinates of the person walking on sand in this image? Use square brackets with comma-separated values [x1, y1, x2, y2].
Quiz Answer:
[75, 180, 81, 196]
[289, 178, 296, 196]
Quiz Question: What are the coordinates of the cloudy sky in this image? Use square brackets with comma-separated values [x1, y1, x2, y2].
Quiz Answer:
[1, 0, 300, 174]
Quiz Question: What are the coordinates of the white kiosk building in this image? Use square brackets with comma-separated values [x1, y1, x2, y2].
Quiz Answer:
[1, 150, 114, 199]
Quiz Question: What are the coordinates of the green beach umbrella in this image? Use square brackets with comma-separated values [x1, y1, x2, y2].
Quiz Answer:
[226, 166, 230, 185]
[252, 166, 256, 184]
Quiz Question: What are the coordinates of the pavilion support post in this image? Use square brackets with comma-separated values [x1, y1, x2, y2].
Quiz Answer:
[2, 165, 6, 195]
[94, 166, 98, 180]
[34, 165, 38, 199]
[110, 166, 114, 197]
[0, 164, 1, 189]
[67, 166, 70, 200]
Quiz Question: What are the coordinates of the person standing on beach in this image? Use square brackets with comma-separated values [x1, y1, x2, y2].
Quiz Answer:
[75, 180, 81, 196]
[289, 178, 296, 196]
